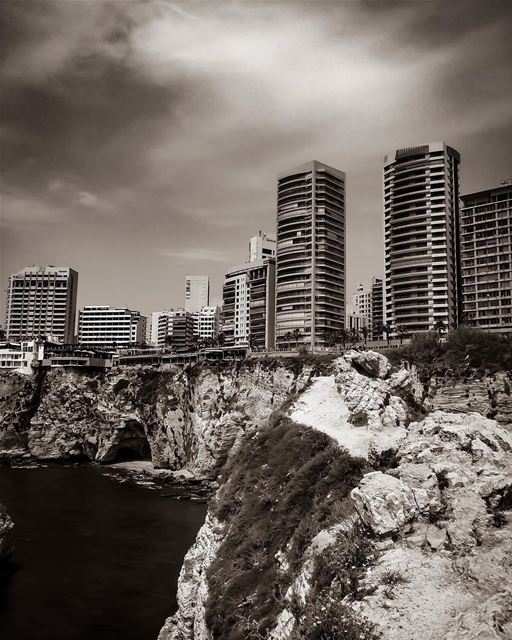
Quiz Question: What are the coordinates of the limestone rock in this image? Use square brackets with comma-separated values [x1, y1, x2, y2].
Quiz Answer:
[351, 471, 418, 535]
[345, 350, 392, 379]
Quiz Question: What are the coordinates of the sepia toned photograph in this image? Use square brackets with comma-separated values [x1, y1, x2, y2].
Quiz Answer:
[1, 1, 511, 639]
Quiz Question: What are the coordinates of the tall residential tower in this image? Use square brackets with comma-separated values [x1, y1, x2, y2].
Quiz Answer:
[384, 142, 461, 334]
[6, 265, 78, 343]
[460, 183, 512, 332]
[275, 161, 346, 350]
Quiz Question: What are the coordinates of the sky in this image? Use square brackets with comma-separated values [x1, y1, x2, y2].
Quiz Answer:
[1, 0, 512, 321]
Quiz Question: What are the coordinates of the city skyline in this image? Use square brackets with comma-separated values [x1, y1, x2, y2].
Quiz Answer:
[2, 1, 512, 321]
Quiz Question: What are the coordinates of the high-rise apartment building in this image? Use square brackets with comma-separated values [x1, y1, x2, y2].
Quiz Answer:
[249, 231, 276, 262]
[460, 183, 512, 333]
[384, 142, 461, 334]
[275, 161, 346, 350]
[78, 306, 146, 346]
[185, 275, 209, 314]
[150, 309, 194, 350]
[371, 277, 384, 340]
[193, 306, 220, 340]
[221, 257, 276, 350]
[6, 265, 78, 343]
[352, 282, 372, 327]
[221, 232, 276, 350]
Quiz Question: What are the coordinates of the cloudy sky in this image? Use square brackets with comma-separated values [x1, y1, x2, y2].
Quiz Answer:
[1, 0, 512, 321]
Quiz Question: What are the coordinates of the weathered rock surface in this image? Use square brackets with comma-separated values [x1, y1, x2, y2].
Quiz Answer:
[424, 371, 512, 426]
[351, 471, 418, 534]
[0, 363, 311, 475]
[350, 409, 512, 639]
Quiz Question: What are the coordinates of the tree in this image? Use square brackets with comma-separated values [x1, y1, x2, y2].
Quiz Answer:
[291, 328, 302, 350]
[361, 325, 369, 345]
[284, 331, 293, 351]
[432, 319, 446, 336]
[396, 324, 408, 345]
[380, 323, 393, 346]
[348, 327, 360, 345]
[338, 328, 348, 350]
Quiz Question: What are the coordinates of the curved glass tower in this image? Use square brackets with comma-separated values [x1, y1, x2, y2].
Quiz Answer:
[275, 161, 345, 350]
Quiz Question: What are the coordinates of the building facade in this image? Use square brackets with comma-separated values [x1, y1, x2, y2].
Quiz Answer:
[150, 309, 194, 350]
[275, 161, 346, 350]
[78, 306, 146, 346]
[371, 277, 384, 340]
[384, 142, 461, 335]
[193, 306, 220, 341]
[222, 231, 276, 350]
[352, 282, 372, 327]
[5, 266, 78, 343]
[185, 275, 209, 314]
[460, 183, 512, 333]
[249, 230, 276, 262]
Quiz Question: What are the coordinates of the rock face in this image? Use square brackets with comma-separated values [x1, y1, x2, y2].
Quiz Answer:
[161, 353, 512, 640]
[424, 371, 512, 426]
[351, 471, 418, 535]
[2, 351, 512, 640]
[0, 362, 311, 475]
[0, 503, 14, 562]
[350, 409, 512, 640]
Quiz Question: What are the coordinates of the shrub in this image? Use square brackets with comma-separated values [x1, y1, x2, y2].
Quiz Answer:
[385, 327, 512, 380]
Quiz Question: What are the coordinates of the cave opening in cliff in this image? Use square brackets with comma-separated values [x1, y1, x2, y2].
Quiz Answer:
[108, 440, 152, 463]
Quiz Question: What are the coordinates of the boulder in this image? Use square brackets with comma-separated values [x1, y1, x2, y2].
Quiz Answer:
[351, 471, 418, 535]
[345, 351, 392, 379]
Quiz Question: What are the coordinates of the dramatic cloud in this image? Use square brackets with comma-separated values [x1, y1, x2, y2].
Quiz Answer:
[1, 0, 511, 319]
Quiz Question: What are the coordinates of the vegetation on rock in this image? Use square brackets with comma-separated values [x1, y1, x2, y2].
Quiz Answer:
[384, 327, 512, 381]
[205, 419, 370, 640]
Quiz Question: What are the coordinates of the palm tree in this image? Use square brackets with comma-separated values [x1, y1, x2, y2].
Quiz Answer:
[291, 328, 302, 350]
[432, 319, 446, 336]
[396, 324, 408, 345]
[380, 323, 393, 346]
[285, 331, 293, 351]
[338, 328, 348, 350]
[361, 325, 369, 345]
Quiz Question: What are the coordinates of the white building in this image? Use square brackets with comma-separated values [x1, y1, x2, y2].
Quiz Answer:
[185, 275, 210, 314]
[249, 231, 276, 262]
[0, 341, 44, 374]
[78, 306, 146, 346]
[193, 306, 220, 340]
[5, 265, 78, 343]
[352, 282, 372, 327]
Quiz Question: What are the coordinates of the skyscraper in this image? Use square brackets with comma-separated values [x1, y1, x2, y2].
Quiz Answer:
[6, 265, 78, 343]
[275, 161, 346, 350]
[384, 142, 461, 335]
[460, 183, 512, 332]
[185, 275, 209, 314]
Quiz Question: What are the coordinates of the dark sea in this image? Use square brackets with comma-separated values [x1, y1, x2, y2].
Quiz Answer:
[0, 466, 206, 640]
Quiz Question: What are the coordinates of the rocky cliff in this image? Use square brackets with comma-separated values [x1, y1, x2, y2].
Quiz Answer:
[157, 352, 512, 640]
[0, 361, 314, 474]
[1, 353, 511, 639]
